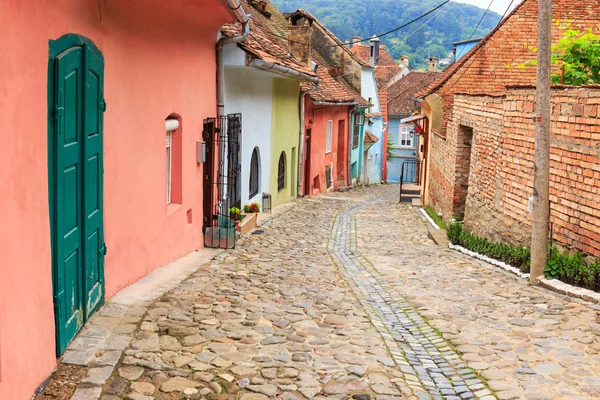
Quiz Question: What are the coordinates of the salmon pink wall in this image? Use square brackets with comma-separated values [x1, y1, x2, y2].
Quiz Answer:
[304, 98, 350, 195]
[0, 1, 233, 399]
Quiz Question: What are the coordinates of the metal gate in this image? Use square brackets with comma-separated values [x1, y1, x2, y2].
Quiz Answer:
[399, 159, 422, 203]
[202, 114, 241, 249]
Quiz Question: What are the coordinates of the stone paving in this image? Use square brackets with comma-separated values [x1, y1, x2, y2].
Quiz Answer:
[62, 185, 600, 400]
[329, 192, 492, 399]
[355, 188, 600, 400]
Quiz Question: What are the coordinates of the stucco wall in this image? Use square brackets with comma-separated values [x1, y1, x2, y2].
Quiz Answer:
[270, 79, 301, 207]
[223, 59, 273, 206]
[387, 117, 418, 183]
[304, 99, 350, 195]
[0, 1, 232, 398]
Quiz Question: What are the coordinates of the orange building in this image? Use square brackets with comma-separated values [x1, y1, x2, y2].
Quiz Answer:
[0, 1, 246, 398]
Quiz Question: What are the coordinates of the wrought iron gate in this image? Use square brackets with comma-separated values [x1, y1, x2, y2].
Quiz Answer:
[202, 114, 242, 249]
[399, 159, 422, 203]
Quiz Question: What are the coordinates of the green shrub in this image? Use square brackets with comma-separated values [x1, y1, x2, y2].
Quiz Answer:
[450, 227, 531, 273]
[545, 246, 600, 291]
[447, 221, 463, 244]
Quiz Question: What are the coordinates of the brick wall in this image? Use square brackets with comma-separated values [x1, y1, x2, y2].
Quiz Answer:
[457, 87, 600, 257]
[423, 0, 600, 220]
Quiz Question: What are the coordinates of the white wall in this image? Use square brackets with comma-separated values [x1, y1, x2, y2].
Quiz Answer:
[223, 46, 273, 207]
[361, 67, 383, 184]
[361, 68, 380, 113]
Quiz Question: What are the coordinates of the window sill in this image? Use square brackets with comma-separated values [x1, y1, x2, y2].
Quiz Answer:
[167, 203, 182, 216]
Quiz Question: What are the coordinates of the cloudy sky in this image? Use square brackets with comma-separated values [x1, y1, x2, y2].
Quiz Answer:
[454, 0, 522, 16]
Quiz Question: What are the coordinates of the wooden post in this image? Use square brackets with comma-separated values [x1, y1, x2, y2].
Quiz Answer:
[530, 0, 552, 285]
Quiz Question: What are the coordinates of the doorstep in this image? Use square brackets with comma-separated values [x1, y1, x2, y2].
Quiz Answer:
[60, 248, 219, 399]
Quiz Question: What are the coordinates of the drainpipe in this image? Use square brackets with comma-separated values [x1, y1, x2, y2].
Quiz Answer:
[217, 3, 251, 118]
[297, 77, 320, 197]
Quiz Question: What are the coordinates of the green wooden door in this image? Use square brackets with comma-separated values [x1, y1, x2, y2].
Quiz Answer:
[50, 38, 105, 354]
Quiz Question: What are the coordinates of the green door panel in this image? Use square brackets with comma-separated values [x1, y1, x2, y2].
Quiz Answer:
[50, 37, 105, 355]
[54, 46, 85, 351]
[83, 45, 105, 318]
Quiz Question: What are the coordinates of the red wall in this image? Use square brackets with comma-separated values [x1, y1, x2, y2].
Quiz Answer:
[303, 98, 351, 195]
[0, 1, 233, 398]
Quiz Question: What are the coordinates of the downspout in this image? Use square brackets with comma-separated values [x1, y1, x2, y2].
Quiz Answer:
[217, 3, 251, 118]
[297, 77, 320, 197]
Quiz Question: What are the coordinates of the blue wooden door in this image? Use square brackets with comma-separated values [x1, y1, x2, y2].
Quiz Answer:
[50, 37, 105, 354]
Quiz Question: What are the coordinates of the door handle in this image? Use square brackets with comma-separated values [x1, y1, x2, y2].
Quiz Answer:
[100, 243, 107, 256]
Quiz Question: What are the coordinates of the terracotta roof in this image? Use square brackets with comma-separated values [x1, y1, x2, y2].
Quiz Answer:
[364, 130, 379, 144]
[351, 44, 401, 87]
[388, 71, 440, 115]
[301, 51, 370, 106]
[415, 0, 600, 98]
[286, 9, 372, 69]
[220, 1, 315, 77]
[365, 112, 383, 118]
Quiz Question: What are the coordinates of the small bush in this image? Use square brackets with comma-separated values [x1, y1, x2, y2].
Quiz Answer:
[545, 246, 600, 291]
[449, 225, 530, 273]
[447, 221, 463, 244]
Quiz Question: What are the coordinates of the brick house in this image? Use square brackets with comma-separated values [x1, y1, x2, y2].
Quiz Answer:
[415, 0, 600, 221]
[414, 0, 600, 255]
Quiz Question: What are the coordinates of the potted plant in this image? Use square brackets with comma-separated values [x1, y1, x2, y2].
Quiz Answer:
[243, 202, 260, 214]
[230, 206, 244, 231]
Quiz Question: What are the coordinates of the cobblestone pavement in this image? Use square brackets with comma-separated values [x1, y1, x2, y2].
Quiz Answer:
[87, 185, 600, 400]
[355, 188, 600, 400]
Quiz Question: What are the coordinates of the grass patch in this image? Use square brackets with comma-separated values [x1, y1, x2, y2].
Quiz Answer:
[424, 206, 447, 230]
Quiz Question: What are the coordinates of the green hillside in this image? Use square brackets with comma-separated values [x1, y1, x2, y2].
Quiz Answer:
[272, 0, 502, 69]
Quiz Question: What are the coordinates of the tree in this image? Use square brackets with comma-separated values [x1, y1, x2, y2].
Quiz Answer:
[552, 28, 600, 85]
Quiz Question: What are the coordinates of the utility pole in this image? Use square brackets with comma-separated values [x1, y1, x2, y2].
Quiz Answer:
[530, 0, 552, 285]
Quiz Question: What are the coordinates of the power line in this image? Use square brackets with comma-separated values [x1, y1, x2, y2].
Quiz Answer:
[454, 0, 494, 60]
[439, 0, 513, 96]
[248, 0, 450, 49]
[385, 2, 451, 55]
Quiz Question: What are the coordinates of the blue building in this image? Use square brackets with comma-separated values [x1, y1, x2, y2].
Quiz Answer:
[453, 38, 483, 61]
[386, 70, 440, 184]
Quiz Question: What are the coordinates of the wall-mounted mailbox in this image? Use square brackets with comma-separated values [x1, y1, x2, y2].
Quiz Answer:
[197, 141, 206, 163]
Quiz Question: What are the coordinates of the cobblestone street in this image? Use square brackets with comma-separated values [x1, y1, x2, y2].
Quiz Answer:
[76, 185, 600, 400]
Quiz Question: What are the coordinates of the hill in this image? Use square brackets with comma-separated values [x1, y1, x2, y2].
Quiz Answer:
[271, 0, 503, 69]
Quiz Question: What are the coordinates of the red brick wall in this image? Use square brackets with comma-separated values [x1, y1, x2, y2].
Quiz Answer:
[458, 87, 600, 257]
[425, 0, 600, 219]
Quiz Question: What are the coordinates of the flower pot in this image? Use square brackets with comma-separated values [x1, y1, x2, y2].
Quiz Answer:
[238, 212, 258, 235]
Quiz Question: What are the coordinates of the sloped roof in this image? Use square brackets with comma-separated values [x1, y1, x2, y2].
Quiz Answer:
[364, 130, 379, 144]
[285, 9, 372, 69]
[220, 1, 315, 77]
[415, 0, 600, 98]
[388, 71, 440, 115]
[351, 43, 402, 87]
[301, 51, 370, 106]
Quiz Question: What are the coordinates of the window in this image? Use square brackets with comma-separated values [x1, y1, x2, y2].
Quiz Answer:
[249, 147, 260, 199]
[166, 129, 174, 204]
[399, 124, 414, 148]
[325, 165, 333, 189]
[353, 113, 363, 149]
[325, 120, 333, 154]
[277, 152, 286, 191]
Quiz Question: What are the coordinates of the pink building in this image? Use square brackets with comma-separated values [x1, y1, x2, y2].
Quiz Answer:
[0, 1, 246, 398]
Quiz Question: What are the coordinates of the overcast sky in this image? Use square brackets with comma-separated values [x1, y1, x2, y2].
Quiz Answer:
[454, 0, 522, 16]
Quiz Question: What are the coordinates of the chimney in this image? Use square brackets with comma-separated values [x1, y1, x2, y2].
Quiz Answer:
[250, 0, 271, 18]
[345, 40, 350, 48]
[287, 13, 314, 68]
[399, 55, 409, 68]
[427, 56, 438, 72]
[369, 35, 380, 66]
[352, 36, 362, 47]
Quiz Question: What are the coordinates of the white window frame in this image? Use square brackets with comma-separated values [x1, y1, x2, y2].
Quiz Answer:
[399, 124, 414, 148]
[166, 130, 173, 204]
[325, 120, 333, 154]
